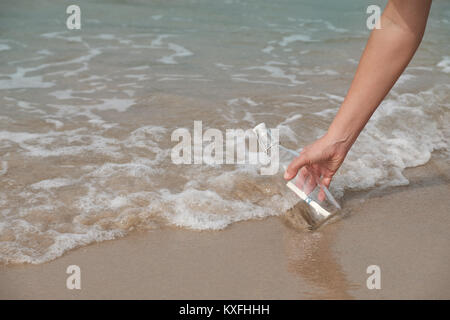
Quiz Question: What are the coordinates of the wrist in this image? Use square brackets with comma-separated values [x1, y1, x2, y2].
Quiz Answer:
[325, 123, 356, 155]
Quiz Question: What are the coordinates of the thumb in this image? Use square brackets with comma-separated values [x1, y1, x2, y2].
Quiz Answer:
[321, 176, 332, 189]
[284, 153, 309, 180]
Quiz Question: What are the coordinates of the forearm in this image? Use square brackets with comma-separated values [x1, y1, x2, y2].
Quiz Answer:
[327, 0, 432, 149]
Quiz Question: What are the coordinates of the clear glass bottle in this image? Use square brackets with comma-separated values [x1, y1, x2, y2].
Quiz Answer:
[253, 123, 341, 229]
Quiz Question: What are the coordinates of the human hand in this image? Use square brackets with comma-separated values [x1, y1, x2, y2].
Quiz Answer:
[283, 133, 350, 201]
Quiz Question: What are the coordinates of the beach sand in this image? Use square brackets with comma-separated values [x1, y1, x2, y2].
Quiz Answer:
[1, 154, 449, 299]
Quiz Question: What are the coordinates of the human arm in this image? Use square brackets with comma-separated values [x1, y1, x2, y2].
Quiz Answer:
[284, 0, 432, 199]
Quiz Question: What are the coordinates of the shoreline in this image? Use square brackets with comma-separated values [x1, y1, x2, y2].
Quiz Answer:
[1, 154, 449, 299]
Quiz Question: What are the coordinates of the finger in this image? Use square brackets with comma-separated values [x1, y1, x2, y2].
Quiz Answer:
[295, 166, 308, 189]
[318, 176, 332, 202]
[284, 153, 309, 180]
[303, 170, 317, 195]
[318, 187, 326, 202]
[321, 176, 332, 189]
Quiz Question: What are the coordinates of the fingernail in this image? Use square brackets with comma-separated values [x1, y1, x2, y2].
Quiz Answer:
[284, 171, 289, 179]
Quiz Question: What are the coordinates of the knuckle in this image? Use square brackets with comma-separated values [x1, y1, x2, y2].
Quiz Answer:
[287, 165, 296, 174]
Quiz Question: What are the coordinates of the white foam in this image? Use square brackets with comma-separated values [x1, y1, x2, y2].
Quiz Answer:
[245, 61, 305, 85]
[89, 98, 135, 112]
[243, 111, 256, 124]
[45, 118, 64, 129]
[158, 187, 286, 231]
[36, 49, 53, 56]
[215, 63, 233, 70]
[1, 44, 101, 89]
[281, 114, 302, 124]
[0, 161, 7, 176]
[227, 97, 260, 107]
[40, 31, 82, 43]
[30, 178, 74, 190]
[262, 46, 274, 54]
[323, 21, 348, 33]
[313, 108, 337, 118]
[0, 68, 54, 90]
[282, 102, 302, 107]
[49, 89, 92, 101]
[0, 222, 123, 264]
[127, 65, 150, 71]
[231, 76, 291, 86]
[151, 34, 173, 47]
[158, 43, 193, 64]
[324, 93, 344, 103]
[296, 68, 339, 76]
[279, 34, 314, 46]
[437, 56, 450, 73]
[332, 87, 448, 195]
[290, 94, 327, 101]
[93, 34, 116, 40]
[0, 129, 124, 158]
[0, 44, 11, 51]
[110, 196, 129, 209]
[88, 161, 163, 180]
[1, 83, 447, 264]
[276, 124, 299, 144]
[125, 74, 151, 81]
[395, 74, 416, 86]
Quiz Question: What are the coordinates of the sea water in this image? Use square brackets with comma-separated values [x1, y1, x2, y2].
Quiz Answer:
[0, 0, 449, 263]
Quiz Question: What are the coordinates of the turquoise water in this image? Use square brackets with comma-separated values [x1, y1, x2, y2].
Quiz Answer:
[0, 0, 449, 263]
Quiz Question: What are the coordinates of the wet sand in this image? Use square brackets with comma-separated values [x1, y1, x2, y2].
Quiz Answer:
[1, 155, 449, 299]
